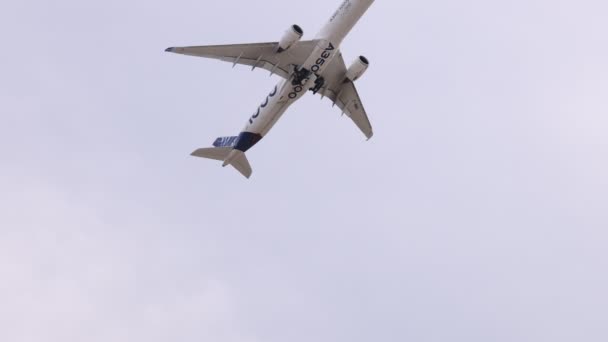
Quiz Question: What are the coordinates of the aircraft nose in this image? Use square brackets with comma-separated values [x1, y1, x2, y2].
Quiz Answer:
[165, 47, 174, 52]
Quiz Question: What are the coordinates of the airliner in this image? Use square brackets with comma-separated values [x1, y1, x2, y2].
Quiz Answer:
[166, 0, 375, 178]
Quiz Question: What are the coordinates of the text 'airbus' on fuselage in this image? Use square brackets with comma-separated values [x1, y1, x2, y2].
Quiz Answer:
[166, 0, 375, 178]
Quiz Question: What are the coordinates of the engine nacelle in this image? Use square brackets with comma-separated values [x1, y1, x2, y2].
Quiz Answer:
[345, 56, 370, 82]
[277, 25, 304, 53]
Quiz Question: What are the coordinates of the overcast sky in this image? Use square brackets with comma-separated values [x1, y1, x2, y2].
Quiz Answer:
[1, 0, 608, 341]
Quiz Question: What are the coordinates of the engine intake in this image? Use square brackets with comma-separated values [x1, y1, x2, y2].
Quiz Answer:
[345, 56, 370, 82]
[277, 25, 304, 53]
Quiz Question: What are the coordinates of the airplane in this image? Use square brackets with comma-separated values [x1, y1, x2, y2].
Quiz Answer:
[166, 0, 375, 178]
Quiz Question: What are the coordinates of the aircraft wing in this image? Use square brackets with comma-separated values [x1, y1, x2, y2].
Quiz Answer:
[319, 54, 373, 139]
[165, 40, 319, 79]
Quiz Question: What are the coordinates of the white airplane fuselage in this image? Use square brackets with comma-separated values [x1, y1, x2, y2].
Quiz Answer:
[224, 0, 374, 162]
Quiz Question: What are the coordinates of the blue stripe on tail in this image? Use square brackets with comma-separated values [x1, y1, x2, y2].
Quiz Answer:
[212, 132, 263, 151]
[213, 136, 239, 148]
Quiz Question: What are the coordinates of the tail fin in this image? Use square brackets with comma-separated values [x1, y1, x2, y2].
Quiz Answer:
[191, 145, 253, 179]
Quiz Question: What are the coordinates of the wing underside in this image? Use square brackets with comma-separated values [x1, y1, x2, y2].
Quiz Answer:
[319, 55, 373, 139]
[166, 40, 319, 79]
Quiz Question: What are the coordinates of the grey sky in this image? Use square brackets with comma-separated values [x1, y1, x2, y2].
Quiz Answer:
[1, 0, 607, 341]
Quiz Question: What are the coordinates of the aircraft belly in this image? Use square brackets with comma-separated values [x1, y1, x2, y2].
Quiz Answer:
[315, 0, 375, 46]
[243, 78, 310, 137]
[248, 103, 290, 137]
[302, 40, 339, 77]
[239, 39, 344, 143]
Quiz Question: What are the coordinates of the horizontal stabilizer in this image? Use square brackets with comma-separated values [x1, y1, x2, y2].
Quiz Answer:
[228, 150, 252, 179]
[191, 147, 252, 179]
[191, 147, 232, 161]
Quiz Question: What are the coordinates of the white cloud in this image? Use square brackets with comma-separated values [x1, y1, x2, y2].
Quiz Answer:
[0, 171, 253, 342]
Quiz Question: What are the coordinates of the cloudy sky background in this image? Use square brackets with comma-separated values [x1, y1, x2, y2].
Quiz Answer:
[1, 0, 607, 341]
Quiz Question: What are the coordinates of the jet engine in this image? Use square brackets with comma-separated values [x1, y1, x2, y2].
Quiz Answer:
[345, 56, 370, 82]
[277, 25, 304, 53]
